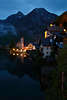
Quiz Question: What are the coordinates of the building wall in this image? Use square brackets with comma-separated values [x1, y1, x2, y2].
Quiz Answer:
[42, 46, 52, 58]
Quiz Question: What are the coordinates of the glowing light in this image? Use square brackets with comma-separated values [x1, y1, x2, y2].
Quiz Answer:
[54, 35, 56, 39]
[20, 54, 23, 56]
[26, 47, 28, 49]
[20, 49, 22, 52]
[16, 49, 19, 52]
[13, 48, 15, 51]
[64, 29, 66, 32]
[23, 49, 26, 52]
[45, 31, 48, 39]
[16, 53, 19, 56]
[24, 55, 27, 57]
[50, 24, 53, 27]
[13, 53, 15, 56]
[33, 46, 36, 50]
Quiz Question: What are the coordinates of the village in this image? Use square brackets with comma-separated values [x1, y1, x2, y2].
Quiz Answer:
[10, 23, 67, 62]
[8, 23, 67, 99]
[0, 0, 67, 99]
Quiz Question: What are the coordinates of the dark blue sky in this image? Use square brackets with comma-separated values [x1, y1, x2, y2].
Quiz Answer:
[0, 0, 67, 19]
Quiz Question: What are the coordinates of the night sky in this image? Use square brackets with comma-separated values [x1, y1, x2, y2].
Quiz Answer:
[0, 0, 67, 19]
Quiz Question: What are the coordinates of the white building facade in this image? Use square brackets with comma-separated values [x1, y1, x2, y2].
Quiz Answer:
[40, 46, 52, 58]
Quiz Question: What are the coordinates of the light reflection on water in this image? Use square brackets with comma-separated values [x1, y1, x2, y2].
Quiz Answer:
[0, 70, 45, 99]
[0, 52, 45, 99]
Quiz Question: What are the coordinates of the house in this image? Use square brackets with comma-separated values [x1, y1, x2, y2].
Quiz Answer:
[40, 24, 66, 59]
[40, 38, 52, 58]
[42, 46, 52, 58]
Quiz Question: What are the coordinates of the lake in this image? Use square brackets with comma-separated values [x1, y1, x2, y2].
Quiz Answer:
[0, 51, 45, 100]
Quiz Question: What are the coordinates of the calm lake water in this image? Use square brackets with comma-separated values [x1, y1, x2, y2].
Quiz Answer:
[0, 51, 45, 100]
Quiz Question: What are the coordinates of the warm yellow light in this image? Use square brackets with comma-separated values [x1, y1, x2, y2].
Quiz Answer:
[16, 53, 19, 56]
[20, 49, 22, 52]
[26, 47, 28, 49]
[16, 49, 19, 52]
[23, 49, 26, 52]
[64, 29, 66, 32]
[33, 46, 36, 50]
[13, 53, 15, 56]
[45, 31, 48, 39]
[13, 48, 15, 51]
[50, 24, 53, 27]
[25, 47, 28, 50]
[24, 55, 27, 57]
[20, 54, 23, 56]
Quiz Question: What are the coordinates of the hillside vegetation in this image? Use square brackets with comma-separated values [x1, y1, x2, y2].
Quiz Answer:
[55, 11, 67, 29]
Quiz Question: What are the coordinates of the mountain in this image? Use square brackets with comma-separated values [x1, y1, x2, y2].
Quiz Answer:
[55, 11, 67, 29]
[0, 23, 17, 45]
[0, 11, 24, 45]
[5, 11, 24, 25]
[0, 23, 17, 36]
[0, 8, 57, 42]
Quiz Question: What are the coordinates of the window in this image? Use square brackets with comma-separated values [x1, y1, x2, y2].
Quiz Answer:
[46, 52, 48, 54]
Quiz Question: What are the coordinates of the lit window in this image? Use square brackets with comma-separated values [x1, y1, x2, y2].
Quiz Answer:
[64, 29, 66, 32]
[13, 53, 15, 56]
[13, 48, 15, 51]
[50, 24, 53, 27]
[16, 49, 19, 52]
[20, 49, 22, 52]
[45, 31, 48, 39]
[16, 53, 19, 56]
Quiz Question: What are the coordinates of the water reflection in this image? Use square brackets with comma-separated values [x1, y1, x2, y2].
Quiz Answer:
[0, 70, 45, 99]
[0, 51, 45, 99]
[0, 50, 57, 99]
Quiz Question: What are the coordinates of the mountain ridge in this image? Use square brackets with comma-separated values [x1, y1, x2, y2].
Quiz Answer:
[0, 8, 58, 41]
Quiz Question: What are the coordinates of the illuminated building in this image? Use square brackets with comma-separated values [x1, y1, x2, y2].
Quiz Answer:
[45, 31, 51, 39]
[45, 31, 48, 39]
[16, 37, 36, 51]
[10, 37, 36, 58]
